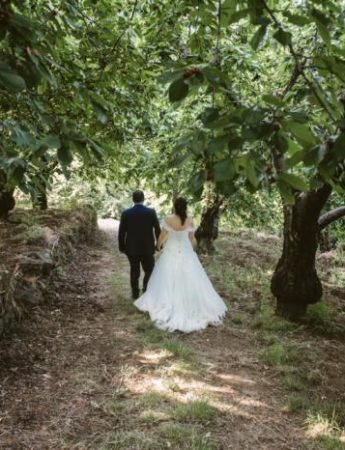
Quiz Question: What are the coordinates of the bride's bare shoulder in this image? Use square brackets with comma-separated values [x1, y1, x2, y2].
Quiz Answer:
[187, 216, 195, 226]
[164, 214, 175, 225]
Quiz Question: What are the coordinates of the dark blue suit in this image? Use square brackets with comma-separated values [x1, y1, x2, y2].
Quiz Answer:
[118, 204, 161, 298]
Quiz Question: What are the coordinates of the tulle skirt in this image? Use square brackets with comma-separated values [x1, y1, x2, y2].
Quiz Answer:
[134, 247, 227, 333]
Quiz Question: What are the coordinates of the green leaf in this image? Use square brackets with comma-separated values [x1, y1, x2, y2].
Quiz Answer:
[273, 28, 292, 47]
[94, 105, 108, 124]
[12, 126, 33, 147]
[272, 131, 289, 153]
[251, 15, 270, 27]
[0, 62, 26, 91]
[289, 110, 309, 123]
[287, 138, 301, 155]
[204, 115, 233, 129]
[315, 21, 331, 46]
[57, 144, 73, 166]
[41, 134, 61, 149]
[206, 135, 230, 154]
[12, 166, 26, 184]
[333, 133, 345, 160]
[279, 173, 309, 191]
[169, 78, 189, 102]
[244, 159, 259, 188]
[250, 25, 267, 50]
[157, 70, 183, 84]
[318, 56, 345, 83]
[220, 0, 236, 27]
[285, 122, 317, 148]
[277, 180, 295, 205]
[202, 67, 230, 87]
[311, 8, 330, 26]
[88, 139, 104, 161]
[189, 171, 205, 193]
[214, 158, 234, 182]
[228, 136, 243, 150]
[6, 157, 26, 168]
[200, 107, 219, 126]
[227, 9, 249, 24]
[190, 131, 206, 154]
[303, 146, 326, 166]
[9, 13, 34, 33]
[283, 12, 311, 26]
[285, 150, 305, 169]
[262, 94, 282, 106]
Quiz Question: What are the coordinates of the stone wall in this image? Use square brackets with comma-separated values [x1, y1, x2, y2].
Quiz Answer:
[0, 206, 97, 337]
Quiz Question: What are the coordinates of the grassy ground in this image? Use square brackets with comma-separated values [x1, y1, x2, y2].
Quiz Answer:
[1, 220, 345, 449]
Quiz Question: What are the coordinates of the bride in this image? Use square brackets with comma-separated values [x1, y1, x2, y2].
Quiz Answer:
[134, 197, 227, 333]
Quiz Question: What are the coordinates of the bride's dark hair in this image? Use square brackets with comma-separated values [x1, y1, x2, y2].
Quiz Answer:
[174, 197, 187, 225]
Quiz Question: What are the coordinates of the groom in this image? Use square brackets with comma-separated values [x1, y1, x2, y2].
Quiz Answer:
[118, 190, 161, 299]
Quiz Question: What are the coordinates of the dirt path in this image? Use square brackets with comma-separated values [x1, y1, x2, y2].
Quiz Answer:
[0, 220, 327, 449]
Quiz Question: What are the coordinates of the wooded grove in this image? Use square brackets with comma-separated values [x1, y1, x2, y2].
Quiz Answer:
[2, 0, 345, 318]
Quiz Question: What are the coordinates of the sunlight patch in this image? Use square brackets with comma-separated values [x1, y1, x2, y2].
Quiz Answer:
[137, 348, 170, 364]
[217, 373, 256, 385]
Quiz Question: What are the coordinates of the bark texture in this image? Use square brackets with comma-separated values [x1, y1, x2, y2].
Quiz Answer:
[195, 182, 227, 254]
[195, 203, 222, 253]
[271, 184, 332, 320]
[32, 187, 48, 210]
[0, 170, 15, 218]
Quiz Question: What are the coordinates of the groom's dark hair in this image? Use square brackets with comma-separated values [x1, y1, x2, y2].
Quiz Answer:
[133, 190, 144, 203]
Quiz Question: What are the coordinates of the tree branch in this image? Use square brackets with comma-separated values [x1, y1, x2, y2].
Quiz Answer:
[111, 0, 139, 54]
[318, 206, 345, 230]
[300, 72, 337, 123]
[259, 0, 337, 124]
[280, 60, 303, 100]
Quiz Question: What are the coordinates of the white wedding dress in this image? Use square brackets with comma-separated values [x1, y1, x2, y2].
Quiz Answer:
[134, 221, 227, 333]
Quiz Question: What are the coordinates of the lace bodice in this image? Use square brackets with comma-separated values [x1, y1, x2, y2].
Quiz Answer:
[162, 220, 195, 233]
[161, 220, 195, 254]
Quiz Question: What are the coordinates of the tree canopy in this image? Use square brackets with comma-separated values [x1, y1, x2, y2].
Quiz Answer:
[1, 0, 344, 205]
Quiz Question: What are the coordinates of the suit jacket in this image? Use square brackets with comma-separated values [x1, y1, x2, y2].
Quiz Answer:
[118, 204, 161, 255]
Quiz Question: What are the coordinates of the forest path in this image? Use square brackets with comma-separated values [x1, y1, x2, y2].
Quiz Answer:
[0, 220, 311, 449]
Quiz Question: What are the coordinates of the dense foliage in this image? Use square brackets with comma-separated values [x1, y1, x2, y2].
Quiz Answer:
[3, 0, 344, 200]
[1, 0, 345, 318]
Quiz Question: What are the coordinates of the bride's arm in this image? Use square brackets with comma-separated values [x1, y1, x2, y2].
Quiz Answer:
[189, 232, 196, 249]
[157, 229, 168, 250]
[188, 219, 196, 248]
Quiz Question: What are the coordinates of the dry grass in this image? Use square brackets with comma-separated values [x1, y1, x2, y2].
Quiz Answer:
[1, 222, 345, 449]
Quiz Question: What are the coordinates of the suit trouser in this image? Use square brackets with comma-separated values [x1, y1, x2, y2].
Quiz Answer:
[127, 254, 155, 296]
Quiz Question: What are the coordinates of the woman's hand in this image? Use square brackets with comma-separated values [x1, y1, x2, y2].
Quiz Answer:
[157, 229, 168, 250]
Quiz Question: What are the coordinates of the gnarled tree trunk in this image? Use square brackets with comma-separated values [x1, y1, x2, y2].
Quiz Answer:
[195, 182, 226, 254]
[31, 186, 48, 210]
[271, 184, 332, 320]
[195, 204, 221, 253]
[0, 169, 15, 219]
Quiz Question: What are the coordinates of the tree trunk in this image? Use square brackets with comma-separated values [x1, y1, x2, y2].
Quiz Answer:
[317, 205, 345, 251]
[195, 182, 226, 254]
[195, 204, 221, 253]
[0, 169, 15, 218]
[31, 185, 48, 210]
[0, 191, 15, 218]
[271, 184, 332, 320]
